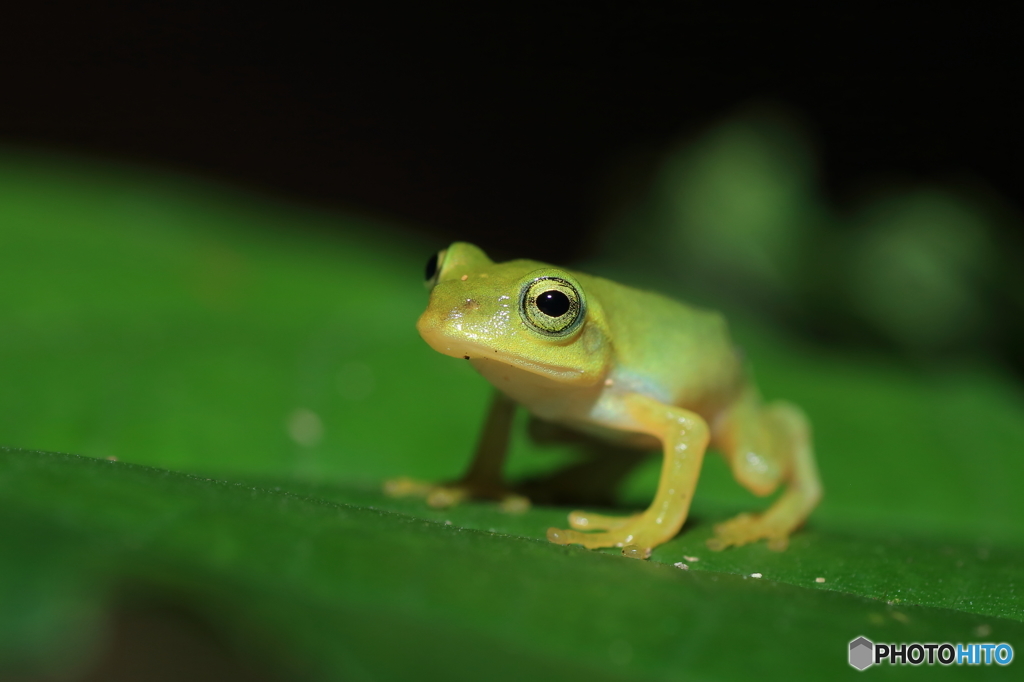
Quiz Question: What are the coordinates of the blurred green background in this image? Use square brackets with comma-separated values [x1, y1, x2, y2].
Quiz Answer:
[2, 96, 1023, 680]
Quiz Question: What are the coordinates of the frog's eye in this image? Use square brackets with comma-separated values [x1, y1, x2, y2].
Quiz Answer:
[520, 277, 584, 335]
[424, 249, 446, 288]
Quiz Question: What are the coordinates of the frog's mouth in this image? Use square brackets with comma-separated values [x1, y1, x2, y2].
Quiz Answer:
[425, 336, 587, 383]
[417, 312, 590, 383]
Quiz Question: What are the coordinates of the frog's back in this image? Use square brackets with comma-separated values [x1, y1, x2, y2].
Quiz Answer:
[576, 272, 745, 416]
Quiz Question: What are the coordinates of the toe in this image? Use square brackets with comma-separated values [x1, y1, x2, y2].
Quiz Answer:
[621, 544, 652, 560]
[427, 486, 466, 508]
[707, 512, 794, 551]
[384, 477, 431, 497]
[499, 494, 530, 513]
[547, 526, 575, 545]
[546, 526, 623, 549]
[705, 536, 728, 552]
[713, 513, 751, 535]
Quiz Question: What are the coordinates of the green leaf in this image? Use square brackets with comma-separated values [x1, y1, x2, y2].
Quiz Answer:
[2, 448, 1021, 681]
[1, 150, 1022, 680]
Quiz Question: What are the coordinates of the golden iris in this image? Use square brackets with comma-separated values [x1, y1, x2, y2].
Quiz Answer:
[520, 277, 583, 335]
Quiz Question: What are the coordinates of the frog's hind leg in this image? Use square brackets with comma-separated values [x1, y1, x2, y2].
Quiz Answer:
[708, 391, 822, 551]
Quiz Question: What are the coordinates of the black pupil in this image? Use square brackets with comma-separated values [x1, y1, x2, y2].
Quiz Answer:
[424, 253, 439, 282]
[536, 290, 571, 317]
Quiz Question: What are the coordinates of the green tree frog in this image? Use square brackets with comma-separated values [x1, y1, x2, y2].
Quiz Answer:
[388, 242, 822, 558]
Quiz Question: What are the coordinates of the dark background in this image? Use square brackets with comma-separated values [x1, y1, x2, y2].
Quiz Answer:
[2, 5, 1019, 263]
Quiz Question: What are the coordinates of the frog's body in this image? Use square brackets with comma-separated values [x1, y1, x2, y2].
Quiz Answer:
[468, 276, 741, 447]
[390, 242, 822, 557]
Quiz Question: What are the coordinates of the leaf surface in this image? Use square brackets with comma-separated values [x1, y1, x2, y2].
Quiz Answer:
[1, 151, 1021, 680]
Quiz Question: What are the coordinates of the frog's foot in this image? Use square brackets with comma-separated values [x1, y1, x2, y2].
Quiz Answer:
[383, 476, 530, 513]
[547, 511, 664, 559]
[705, 512, 791, 552]
[706, 482, 819, 552]
[429, 484, 530, 512]
[383, 476, 433, 498]
[567, 509, 641, 531]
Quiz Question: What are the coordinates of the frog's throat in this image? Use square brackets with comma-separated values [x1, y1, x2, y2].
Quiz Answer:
[469, 354, 589, 384]
[422, 335, 592, 384]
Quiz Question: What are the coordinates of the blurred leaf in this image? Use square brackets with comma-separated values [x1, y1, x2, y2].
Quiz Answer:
[0, 149, 481, 483]
[598, 105, 1012, 360]
[1, 149, 1023, 680]
[662, 105, 820, 293]
[846, 189, 995, 350]
[601, 104, 825, 307]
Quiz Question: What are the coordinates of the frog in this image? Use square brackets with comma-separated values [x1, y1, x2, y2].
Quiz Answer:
[386, 242, 822, 558]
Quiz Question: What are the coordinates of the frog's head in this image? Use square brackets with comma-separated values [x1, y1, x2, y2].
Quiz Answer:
[416, 242, 610, 385]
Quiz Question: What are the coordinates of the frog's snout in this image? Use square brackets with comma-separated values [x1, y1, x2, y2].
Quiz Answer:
[416, 305, 469, 359]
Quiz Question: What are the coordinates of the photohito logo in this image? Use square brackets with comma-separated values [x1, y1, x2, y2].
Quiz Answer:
[849, 636, 1013, 670]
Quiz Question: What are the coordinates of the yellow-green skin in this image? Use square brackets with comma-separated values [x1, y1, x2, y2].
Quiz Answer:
[393, 242, 822, 558]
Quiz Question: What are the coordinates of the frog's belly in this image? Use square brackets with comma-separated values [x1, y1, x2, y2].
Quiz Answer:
[470, 357, 664, 449]
[554, 418, 662, 450]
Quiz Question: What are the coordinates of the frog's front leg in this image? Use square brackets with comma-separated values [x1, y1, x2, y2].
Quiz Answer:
[547, 393, 708, 557]
[384, 390, 529, 512]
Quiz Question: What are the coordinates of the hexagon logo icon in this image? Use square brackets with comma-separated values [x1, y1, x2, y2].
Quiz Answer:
[849, 636, 874, 670]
